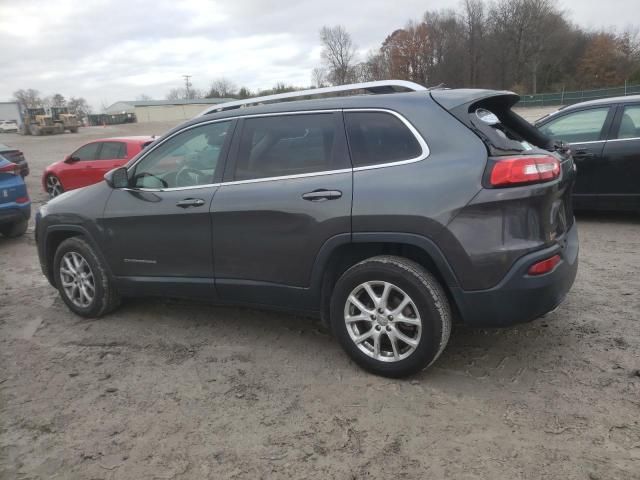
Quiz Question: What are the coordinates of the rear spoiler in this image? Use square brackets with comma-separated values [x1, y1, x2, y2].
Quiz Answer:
[430, 89, 519, 111]
[430, 89, 555, 153]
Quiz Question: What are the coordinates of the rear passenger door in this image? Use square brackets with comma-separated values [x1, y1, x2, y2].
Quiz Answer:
[601, 103, 640, 199]
[211, 111, 352, 305]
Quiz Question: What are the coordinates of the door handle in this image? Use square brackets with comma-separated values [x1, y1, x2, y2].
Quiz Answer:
[176, 198, 205, 208]
[301, 189, 342, 202]
[572, 150, 594, 162]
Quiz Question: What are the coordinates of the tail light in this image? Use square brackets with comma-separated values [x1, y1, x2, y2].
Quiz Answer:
[488, 155, 560, 187]
[0, 163, 20, 175]
[16, 196, 29, 204]
[528, 254, 561, 275]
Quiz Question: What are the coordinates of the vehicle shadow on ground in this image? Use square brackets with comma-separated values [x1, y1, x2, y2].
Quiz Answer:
[86, 295, 567, 385]
[575, 210, 639, 224]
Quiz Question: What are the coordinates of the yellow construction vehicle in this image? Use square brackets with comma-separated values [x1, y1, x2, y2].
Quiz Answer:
[51, 107, 80, 133]
[19, 108, 56, 136]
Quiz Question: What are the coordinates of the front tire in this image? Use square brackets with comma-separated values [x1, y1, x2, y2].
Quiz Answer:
[53, 237, 120, 317]
[330, 255, 451, 378]
[46, 174, 64, 198]
[0, 219, 28, 237]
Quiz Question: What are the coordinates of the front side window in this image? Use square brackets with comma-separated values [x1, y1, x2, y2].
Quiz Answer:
[98, 142, 126, 160]
[538, 107, 610, 143]
[345, 111, 422, 167]
[617, 105, 640, 139]
[132, 121, 231, 189]
[73, 142, 101, 161]
[234, 113, 338, 181]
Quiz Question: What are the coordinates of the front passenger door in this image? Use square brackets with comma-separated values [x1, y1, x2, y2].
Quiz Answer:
[538, 106, 613, 206]
[102, 120, 234, 297]
[63, 142, 102, 190]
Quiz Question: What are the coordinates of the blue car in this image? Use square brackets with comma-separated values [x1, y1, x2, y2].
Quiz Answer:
[0, 154, 30, 237]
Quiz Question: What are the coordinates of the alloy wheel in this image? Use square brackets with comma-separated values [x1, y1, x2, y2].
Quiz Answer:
[59, 251, 95, 308]
[344, 281, 422, 362]
[46, 175, 63, 197]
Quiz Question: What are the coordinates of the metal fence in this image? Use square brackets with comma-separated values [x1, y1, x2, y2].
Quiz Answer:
[517, 83, 640, 107]
[87, 113, 137, 126]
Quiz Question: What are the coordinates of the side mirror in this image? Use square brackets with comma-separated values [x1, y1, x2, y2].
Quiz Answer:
[64, 154, 78, 163]
[104, 167, 129, 189]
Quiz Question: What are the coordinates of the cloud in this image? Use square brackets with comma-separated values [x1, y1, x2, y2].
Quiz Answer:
[0, 0, 636, 110]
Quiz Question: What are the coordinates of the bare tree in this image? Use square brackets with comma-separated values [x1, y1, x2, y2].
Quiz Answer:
[50, 93, 67, 107]
[166, 87, 204, 101]
[207, 78, 237, 98]
[13, 89, 43, 109]
[311, 67, 328, 88]
[461, 0, 485, 87]
[67, 97, 91, 119]
[364, 50, 391, 81]
[237, 87, 252, 99]
[165, 88, 183, 101]
[320, 25, 357, 85]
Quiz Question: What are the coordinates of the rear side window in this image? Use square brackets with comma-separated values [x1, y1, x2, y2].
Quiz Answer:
[538, 108, 610, 143]
[234, 113, 339, 181]
[617, 105, 640, 139]
[98, 141, 126, 159]
[345, 111, 422, 167]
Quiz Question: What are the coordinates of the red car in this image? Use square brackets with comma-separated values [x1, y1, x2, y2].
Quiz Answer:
[42, 136, 154, 197]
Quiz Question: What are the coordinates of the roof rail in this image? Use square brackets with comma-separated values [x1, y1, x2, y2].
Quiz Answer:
[199, 80, 427, 115]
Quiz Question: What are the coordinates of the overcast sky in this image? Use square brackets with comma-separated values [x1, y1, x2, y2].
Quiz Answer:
[0, 0, 638, 111]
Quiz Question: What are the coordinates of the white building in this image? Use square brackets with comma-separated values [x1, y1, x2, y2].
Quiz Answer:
[0, 102, 21, 122]
[104, 98, 235, 123]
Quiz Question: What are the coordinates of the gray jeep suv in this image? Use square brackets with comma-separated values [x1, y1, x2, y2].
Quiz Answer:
[36, 81, 578, 377]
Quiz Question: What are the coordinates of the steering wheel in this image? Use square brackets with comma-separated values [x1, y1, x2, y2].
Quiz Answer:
[133, 172, 168, 188]
[176, 166, 206, 187]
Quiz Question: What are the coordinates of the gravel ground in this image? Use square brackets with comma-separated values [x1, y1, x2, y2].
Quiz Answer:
[1, 115, 639, 479]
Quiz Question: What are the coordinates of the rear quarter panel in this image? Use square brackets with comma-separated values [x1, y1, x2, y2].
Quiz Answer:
[351, 94, 487, 253]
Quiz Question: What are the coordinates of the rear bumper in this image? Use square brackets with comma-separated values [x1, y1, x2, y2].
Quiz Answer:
[452, 221, 579, 327]
[0, 204, 30, 225]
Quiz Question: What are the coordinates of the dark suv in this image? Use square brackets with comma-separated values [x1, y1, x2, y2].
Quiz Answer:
[35, 81, 578, 377]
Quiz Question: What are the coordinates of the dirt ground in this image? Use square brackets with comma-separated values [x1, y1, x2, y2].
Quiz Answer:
[1, 113, 639, 479]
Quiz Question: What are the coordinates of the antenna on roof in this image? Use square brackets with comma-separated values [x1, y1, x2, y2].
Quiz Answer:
[199, 80, 427, 116]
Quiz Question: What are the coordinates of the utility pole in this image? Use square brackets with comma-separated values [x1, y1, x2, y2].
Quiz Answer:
[182, 75, 192, 100]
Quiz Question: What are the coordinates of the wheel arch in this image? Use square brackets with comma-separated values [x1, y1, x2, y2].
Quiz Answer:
[313, 233, 463, 327]
[43, 225, 111, 285]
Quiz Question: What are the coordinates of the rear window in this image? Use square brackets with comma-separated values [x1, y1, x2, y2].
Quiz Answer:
[345, 111, 422, 167]
[98, 141, 126, 159]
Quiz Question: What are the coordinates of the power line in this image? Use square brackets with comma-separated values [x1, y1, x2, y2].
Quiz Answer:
[182, 75, 192, 99]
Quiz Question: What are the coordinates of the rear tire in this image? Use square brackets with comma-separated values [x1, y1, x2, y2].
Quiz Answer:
[330, 255, 451, 378]
[53, 237, 120, 317]
[69, 127, 78, 133]
[29, 124, 41, 136]
[0, 219, 28, 237]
